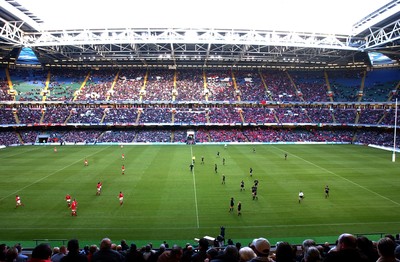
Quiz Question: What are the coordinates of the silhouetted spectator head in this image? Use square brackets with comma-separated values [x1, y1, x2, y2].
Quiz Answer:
[5, 247, 18, 262]
[206, 247, 219, 260]
[222, 245, 239, 261]
[198, 238, 209, 251]
[130, 243, 137, 251]
[159, 244, 166, 252]
[377, 237, 397, 258]
[31, 243, 52, 260]
[89, 245, 98, 254]
[337, 233, 357, 250]
[304, 246, 321, 262]
[275, 241, 294, 262]
[384, 234, 396, 243]
[302, 239, 316, 252]
[67, 239, 80, 253]
[100, 238, 112, 250]
[239, 246, 256, 262]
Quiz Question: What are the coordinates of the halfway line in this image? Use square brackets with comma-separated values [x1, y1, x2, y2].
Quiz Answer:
[190, 146, 200, 228]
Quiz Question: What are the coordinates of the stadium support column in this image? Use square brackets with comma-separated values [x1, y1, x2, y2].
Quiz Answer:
[392, 98, 398, 162]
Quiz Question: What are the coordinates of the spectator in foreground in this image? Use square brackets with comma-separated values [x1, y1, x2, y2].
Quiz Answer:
[273, 241, 295, 262]
[376, 237, 400, 262]
[249, 238, 272, 262]
[211, 245, 239, 262]
[29, 243, 52, 262]
[51, 245, 67, 262]
[15, 243, 29, 262]
[304, 246, 322, 262]
[356, 236, 379, 262]
[157, 245, 183, 262]
[323, 233, 369, 262]
[239, 247, 256, 262]
[5, 247, 18, 262]
[86, 245, 98, 262]
[124, 243, 143, 262]
[60, 239, 88, 262]
[91, 238, 124, 262]
[191, 238, 209, 262]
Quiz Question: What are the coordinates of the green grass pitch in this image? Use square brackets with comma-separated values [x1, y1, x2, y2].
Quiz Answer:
[1, 144, 400, 247]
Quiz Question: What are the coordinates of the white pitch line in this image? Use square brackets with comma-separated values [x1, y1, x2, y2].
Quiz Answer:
[190, 145, 200, 228]
[3, 220, 400, 231]
[0, 146, 42, 159]
[272, 146, 400, 207]
[0, 146, 112, 202]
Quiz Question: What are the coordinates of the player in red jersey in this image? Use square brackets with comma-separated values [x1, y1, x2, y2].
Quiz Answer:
[84, 158, 88, 166]
[65, 194, 71, 207]
[121, 165, 125, 175]
[15, 195, 24, 208]
[119, 192, 124, 206]
[71, 199, 77, 216]
[96, 182, 102, 195]
[122, 153, 125, 160]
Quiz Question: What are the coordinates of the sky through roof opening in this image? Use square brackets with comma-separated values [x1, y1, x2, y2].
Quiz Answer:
[17, 0, 391, 34]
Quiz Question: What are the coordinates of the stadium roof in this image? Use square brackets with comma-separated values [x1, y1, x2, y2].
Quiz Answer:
[0, 0, 400, 69]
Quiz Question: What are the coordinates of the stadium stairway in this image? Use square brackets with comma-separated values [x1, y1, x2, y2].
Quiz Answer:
[324, 71, 334, 103]
[139, 70, 149, 102]
[286, 71, 306, 103]
[357, 71, 367, 102]
[41, 72, 51, 102]
[16, 131, 24, 144]
[105, 70, 120, 101]
[73, 71, 91, 101]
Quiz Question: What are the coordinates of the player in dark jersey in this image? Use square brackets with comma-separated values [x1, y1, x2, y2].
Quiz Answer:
[249, 167, 253, 177]
[325, 185, 330, 198]
[237, 201, 242, 216]
[229, 197, 234, 213]
[252, 185, 258, 200]
[240, 180, 245, 191]
[254, 179, 259, 187]
[222, 175, 225, 184]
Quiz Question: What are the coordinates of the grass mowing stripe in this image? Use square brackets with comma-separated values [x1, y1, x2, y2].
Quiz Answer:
[1, 144, 400, 245]
[272, 145, 400, 207]
[0, 146, 42, 159]
[0, 146, 112, 202]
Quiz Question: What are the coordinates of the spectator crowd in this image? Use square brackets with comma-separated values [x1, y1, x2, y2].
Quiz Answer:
[1, 233, 400, 262]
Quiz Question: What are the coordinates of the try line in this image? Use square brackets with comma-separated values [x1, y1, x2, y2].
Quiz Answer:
[272, 145, 400, 207]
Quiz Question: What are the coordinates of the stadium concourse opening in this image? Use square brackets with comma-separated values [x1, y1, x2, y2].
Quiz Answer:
[187, 130, 195, 144]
